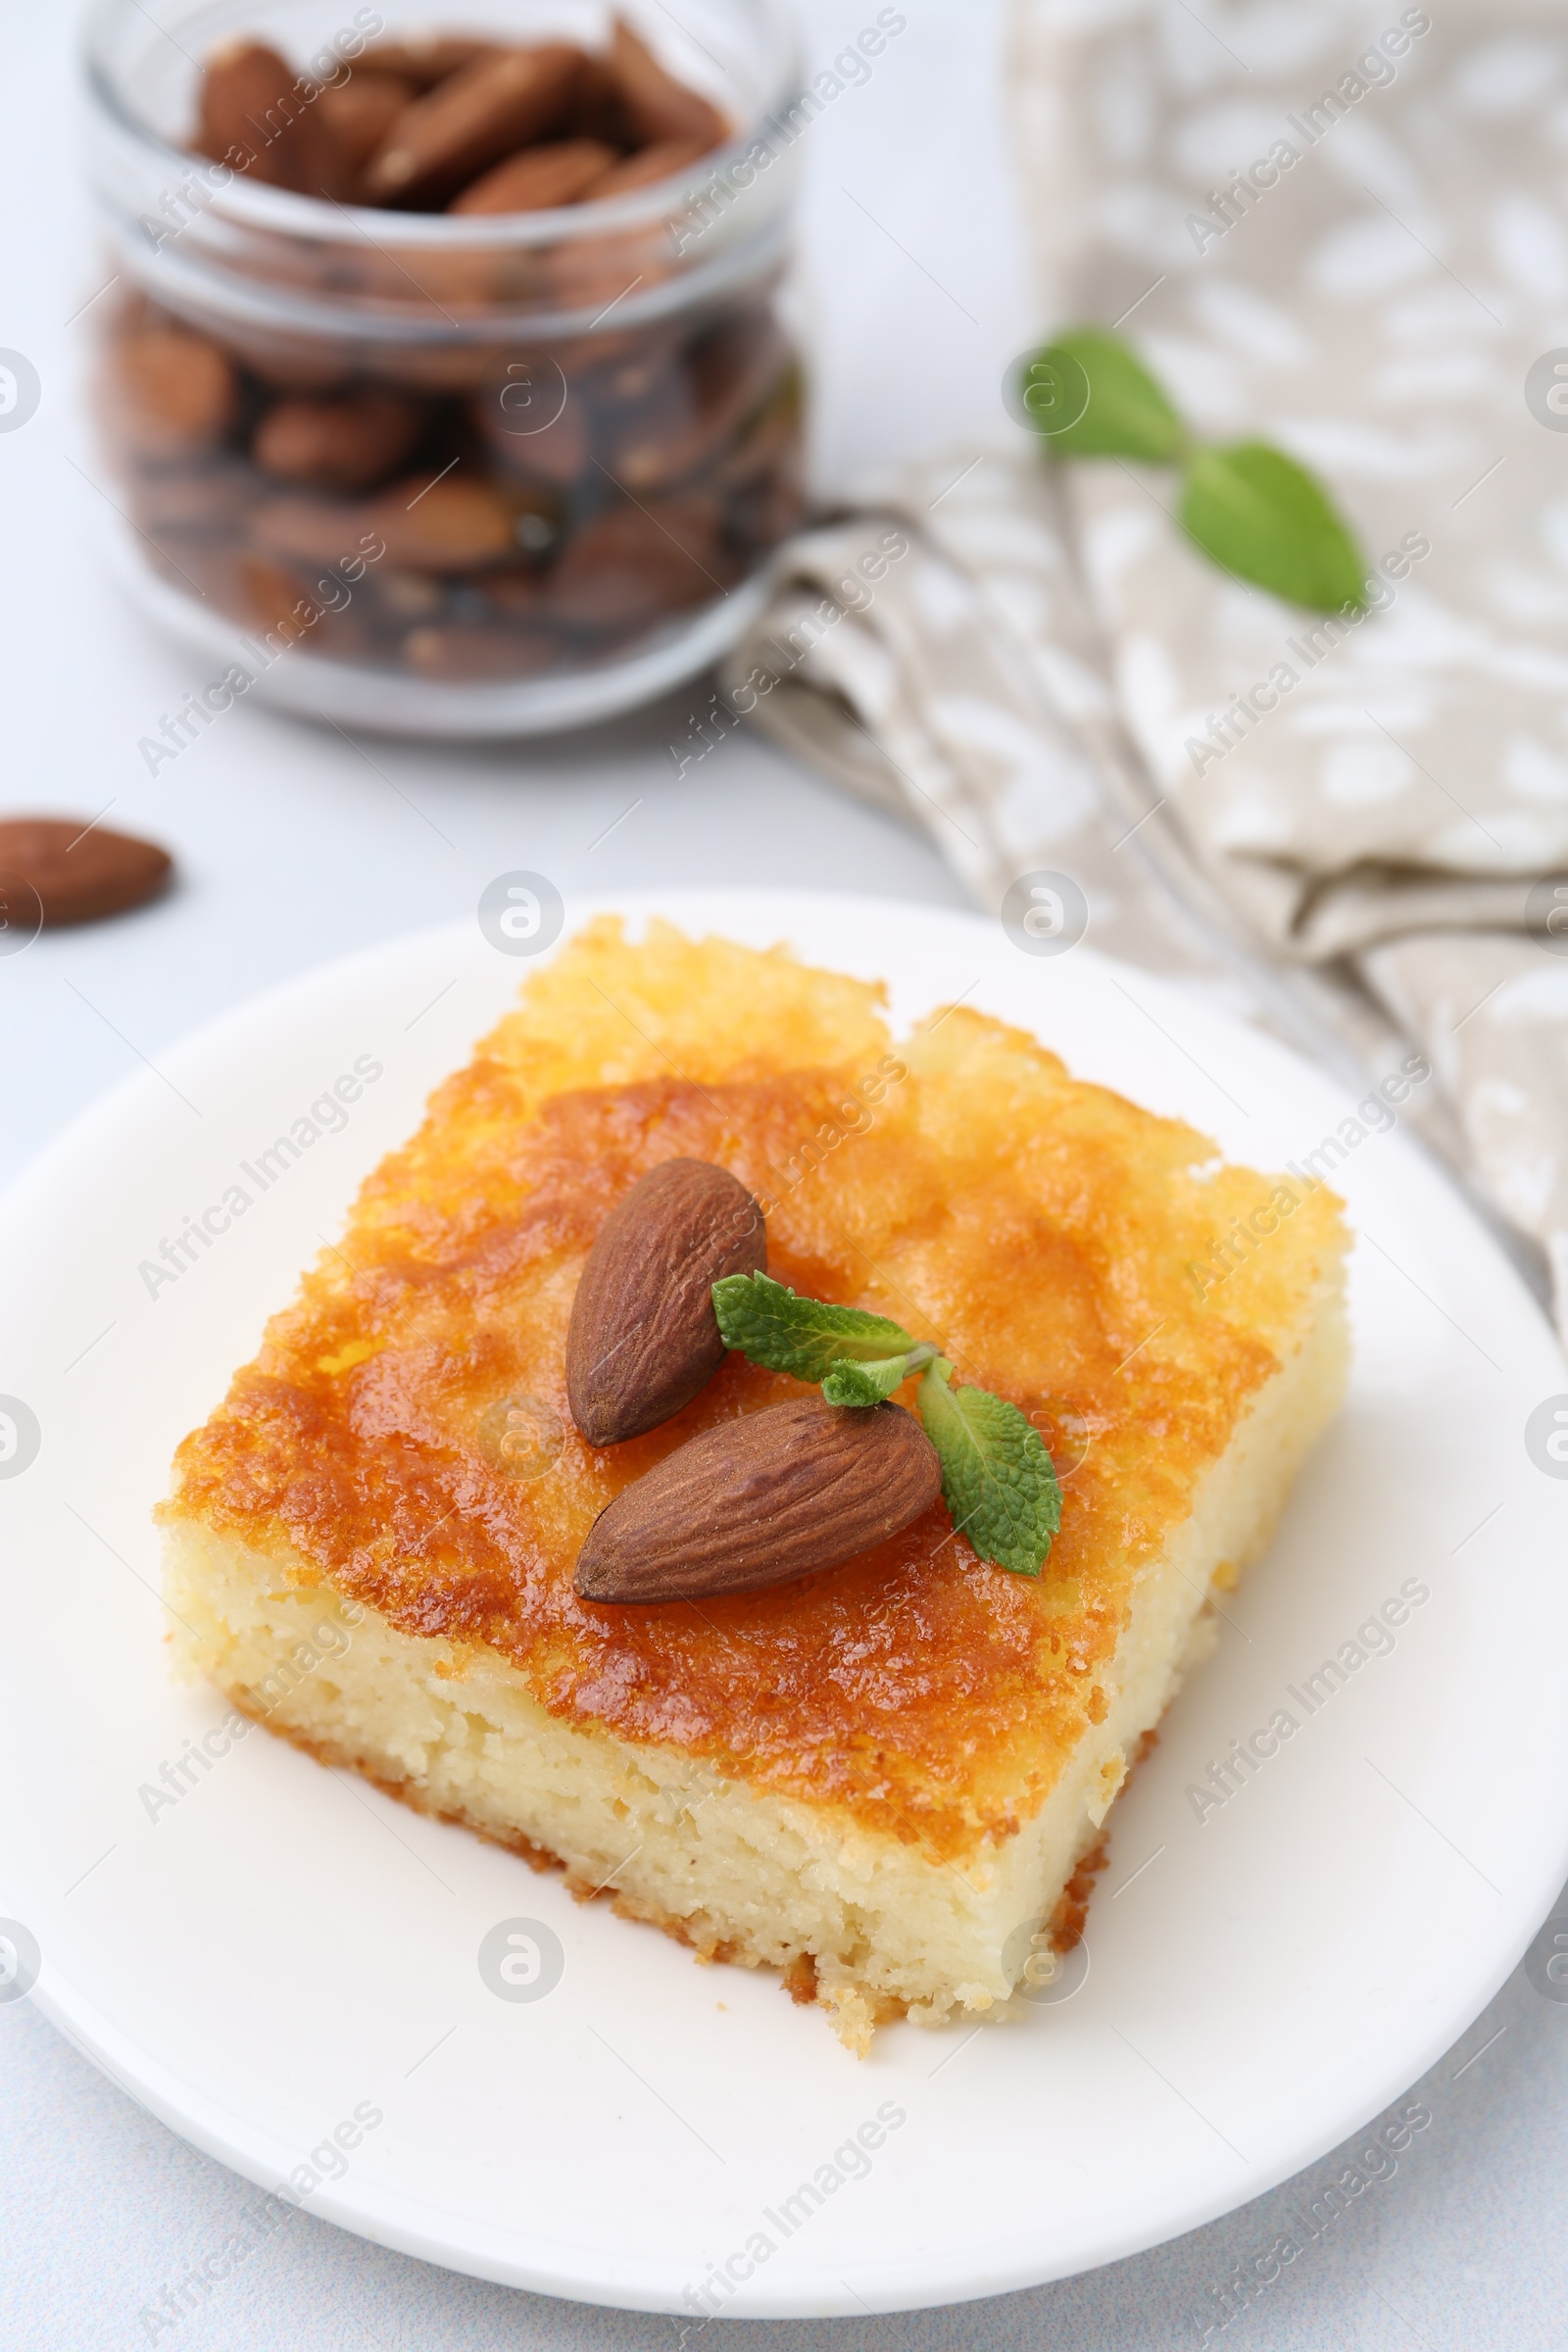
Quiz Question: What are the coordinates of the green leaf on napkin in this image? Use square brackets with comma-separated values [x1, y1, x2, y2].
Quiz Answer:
[1016, 325, 1370, 614]
[1022, 328, 1185, 463]
[1180, 440, 1368, 613]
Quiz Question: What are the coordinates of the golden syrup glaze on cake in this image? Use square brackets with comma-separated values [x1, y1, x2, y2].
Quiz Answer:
[167, 920, 1348, 1861]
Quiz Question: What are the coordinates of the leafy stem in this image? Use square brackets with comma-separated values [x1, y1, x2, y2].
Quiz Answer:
[710, 1272, 1060, 1576]
[1015, 326, 1368, 614]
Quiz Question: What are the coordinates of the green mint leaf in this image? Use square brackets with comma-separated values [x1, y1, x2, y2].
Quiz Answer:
[1179, 439, 1367, 613]
[1024, 328, 1185, 462]
[711, 1271, 916, 1384]
[916, 1361, 1061, 1577]
[821, 1353, 912, 1406]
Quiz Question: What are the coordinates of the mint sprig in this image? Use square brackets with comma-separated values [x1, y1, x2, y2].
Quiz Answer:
[711, 1271, 917, 1385]
[1014, 327, 1367, 614]
[711, 1272, 1060, 1576]
[1026, 327, 1184, 463]
[1179, 440, 1367, 613]
[820, 1353, 925, 1406]
[916, 1358, 1060, 1578]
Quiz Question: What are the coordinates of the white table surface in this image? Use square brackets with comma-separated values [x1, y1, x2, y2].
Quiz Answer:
[3, 2, 1566, 2344]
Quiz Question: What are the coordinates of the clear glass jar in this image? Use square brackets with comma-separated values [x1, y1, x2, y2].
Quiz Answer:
[83, 1, 804, 734]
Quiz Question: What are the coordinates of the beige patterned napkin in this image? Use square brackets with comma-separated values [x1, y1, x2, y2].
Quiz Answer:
[727, 0, 1568, 1326]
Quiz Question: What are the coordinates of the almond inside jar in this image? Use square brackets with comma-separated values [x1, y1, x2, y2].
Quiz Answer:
[98, 18, 804, 687]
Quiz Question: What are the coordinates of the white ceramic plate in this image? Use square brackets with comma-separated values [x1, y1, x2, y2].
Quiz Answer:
[2, 889, 1565, 2318]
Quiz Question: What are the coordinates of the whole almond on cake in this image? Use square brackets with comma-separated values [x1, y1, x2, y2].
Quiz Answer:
[566, 1155, 765, 1444]
[575, 1395, 942, 1599]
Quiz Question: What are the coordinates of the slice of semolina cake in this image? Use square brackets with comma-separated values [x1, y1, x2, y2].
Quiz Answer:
[161, 918, 1349, 2052]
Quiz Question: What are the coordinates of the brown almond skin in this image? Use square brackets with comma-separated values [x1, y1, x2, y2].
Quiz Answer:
[483, 568, 554, 616]
[611, 311, 788, 493]
[196, 41, 337, 192]
[316, 73, 416, 179]
[474, 385, 590, 486]
[609, 20, 727, 152]
[227, 556, 370, 657]
[563, 53, 634, 146]
[360, 45, 585, 207]
[251, 494, 366, 564]
[0, 817, 172, 927]
[243, 339, 356, 394]
[584, 137, 708, 198]
[450, 137, 620, 216]
[358, 36, 501, 90]
[401, 622, 558, 680]
[548, 496, 729, 626]
[253, 388, 426, 492]
[129, 467, 255, 538]
[117, 329, 236, 458]
[566, 1158, 765, 1446]
[364, 475, 521, 568]
[255, 475, 533, 576]
[574, 1398, 942, 1604]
